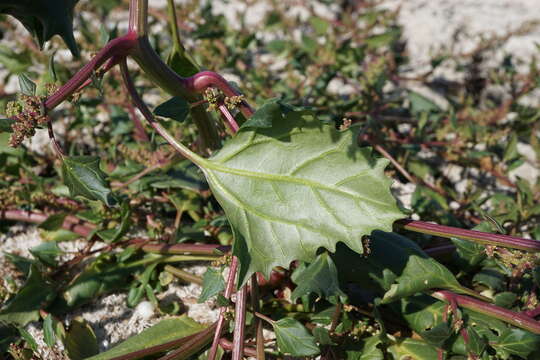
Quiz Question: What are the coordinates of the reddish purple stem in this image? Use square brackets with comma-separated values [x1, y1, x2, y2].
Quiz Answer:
[432, 290, 540, 334]
[398, 219, 540, 252]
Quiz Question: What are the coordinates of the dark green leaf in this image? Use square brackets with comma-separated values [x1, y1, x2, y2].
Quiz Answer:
[38, 212, 68, 231]
[0, 118, 15, 133]
[273, 317, 320, 356]
[382, 253, 477, 303]
[154, 97, 190, 122]
[466, 326, 486, 356]
[0, 265, 56, 325]
[0, 0, 80, 56]
[198, 267, 225, 303]
[62, 155, 116, 206]
[202, 109, 403, 285]
[313, 327, 335, 345]
[494, 292, 517, 308]
[240, 98, 283, 129]
[492, 329, 540, 359]
[291, 252, 346, 302]
[63, 318, 99, 360]
[472, 268, 505, 291]
[85, 316, 205, 360]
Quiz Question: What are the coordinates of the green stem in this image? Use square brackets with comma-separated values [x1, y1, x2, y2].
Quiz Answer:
[165, 265, 204, 285]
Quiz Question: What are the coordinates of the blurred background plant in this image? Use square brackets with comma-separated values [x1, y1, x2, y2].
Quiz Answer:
[0, 0, 539, 359]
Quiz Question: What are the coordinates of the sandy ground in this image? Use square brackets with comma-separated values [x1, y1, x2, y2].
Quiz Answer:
[1, 0, 539, 356]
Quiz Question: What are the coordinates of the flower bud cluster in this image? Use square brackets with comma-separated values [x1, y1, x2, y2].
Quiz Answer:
[7, 94, 48, 148]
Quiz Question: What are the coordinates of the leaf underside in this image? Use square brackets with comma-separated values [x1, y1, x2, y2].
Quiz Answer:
[203, 109, 404, 285]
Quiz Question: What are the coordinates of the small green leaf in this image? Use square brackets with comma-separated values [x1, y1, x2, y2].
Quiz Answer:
[365, 28, 400, 48]
[313, 327, 335, 345]
[85, 316, 205, 360]
[29, 241, 62, 267]
[62, 155, 116, 206]
[43, 314, 56, 347]
[273, 318, 320, 356]
[0, 118, 15, 133]
[472, 268, 505, 291]
[291, 252, 346, 302]
[309, 16, 329, 35]
[388, 338, 439, 360]
[154, 97, 190, 122]
[96, 201, 131, 243]
[63, 318, 99, 360]
[18, 327, 38, 351]
[358, 335, 384, 360]
[408, 91, 440, 115]
[466, 326, 486, 356]
[18, 73, 36, 96]
[382, 254, 475, 303]
[494, 292, 517, 308]
[240, 98, 283, 129]
[38, 212, 68, 231]
[198, 267, 225, 303]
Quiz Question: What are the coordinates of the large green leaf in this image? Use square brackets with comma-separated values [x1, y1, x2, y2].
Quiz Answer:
[0, 0, 80, 56]
[62, 155, 116, 206]
[86, 316, 205, 360]
[200, 109, 403, 284]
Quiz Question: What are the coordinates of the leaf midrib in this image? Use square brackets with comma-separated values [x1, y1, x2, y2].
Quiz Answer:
[202, 160, 389, 207]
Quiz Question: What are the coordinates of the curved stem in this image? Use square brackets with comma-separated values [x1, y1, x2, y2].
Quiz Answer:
[119, 59, 205, 166]
[397, 219, 540, 252]
[432, 290, 540, 334]
[45, 33, 137, 110]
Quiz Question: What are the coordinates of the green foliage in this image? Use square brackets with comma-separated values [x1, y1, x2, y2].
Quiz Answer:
[86, 316, 205, 360]
[203, 108, 403, 284]
[291, 252, 346, 302]
[62, 155, 116, 206]
[0, 265, 56, 325]
[273, 317, 320, 356]
[154, 97, 190, 123]
[1, 0, 540, 359]
[198, 267, 225, 303]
